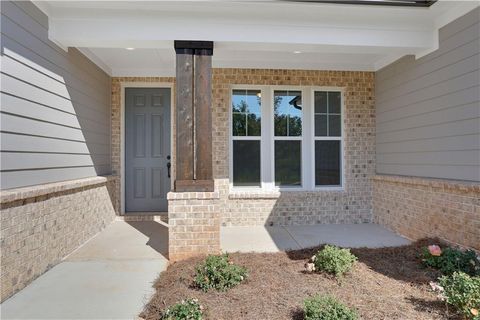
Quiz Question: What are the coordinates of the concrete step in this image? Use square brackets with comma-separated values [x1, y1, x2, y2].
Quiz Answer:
[116, 213, 169, 224]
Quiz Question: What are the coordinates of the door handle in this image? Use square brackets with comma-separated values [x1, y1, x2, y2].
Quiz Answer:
[167, 162, 171, 178]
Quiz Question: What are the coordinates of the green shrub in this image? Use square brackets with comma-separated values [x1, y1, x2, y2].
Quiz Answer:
[421, 246, 480, 276]
[161, 299, 203, 320]
[439, 272, 480, 320]
[303, 295, 358, 320]
[194, 254, 247, 292]
[312, 245, 357, 277]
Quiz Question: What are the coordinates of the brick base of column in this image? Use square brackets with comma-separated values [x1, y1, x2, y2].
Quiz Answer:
[167, 191, 221, 261]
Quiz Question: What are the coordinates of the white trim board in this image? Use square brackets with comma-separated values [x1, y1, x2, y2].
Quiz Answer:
[77, 48, 112, 75]
[33, 1, 479, 73]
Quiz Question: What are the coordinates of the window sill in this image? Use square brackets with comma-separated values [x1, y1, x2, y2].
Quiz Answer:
[228, 187, 346, 199]
[229, 190, 281, 200]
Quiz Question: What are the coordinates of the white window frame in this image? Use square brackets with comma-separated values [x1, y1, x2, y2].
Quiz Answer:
[229, 85, 345, 192]
[311, 88, 345, 191]
[229, 85, 266, 190]
[270, 86, 306, 191]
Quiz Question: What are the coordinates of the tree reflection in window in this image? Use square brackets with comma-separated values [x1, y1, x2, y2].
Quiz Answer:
[274, 91, 302, 136]
[232, 90, 261, 136]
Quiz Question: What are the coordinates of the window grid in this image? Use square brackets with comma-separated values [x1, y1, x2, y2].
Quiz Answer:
[314, 91, 342, 187]
[273, 90, 303, 188]
[231, 89, 262, 187]
[229, 86, 344, 191]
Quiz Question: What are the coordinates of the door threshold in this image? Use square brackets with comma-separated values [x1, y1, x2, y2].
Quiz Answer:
[123, 211, 168, 216]
[117, 212, 168, 224]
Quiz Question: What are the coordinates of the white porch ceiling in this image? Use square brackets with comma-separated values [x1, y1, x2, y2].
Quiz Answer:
[34, 0, 479, 76]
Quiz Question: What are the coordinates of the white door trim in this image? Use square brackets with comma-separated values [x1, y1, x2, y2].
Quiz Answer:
[120, 82, 174, 214]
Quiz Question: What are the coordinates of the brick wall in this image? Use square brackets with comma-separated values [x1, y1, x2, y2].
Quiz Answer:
[212, 69, 376, 226]
[373, 175, 480, 250]
[0, 177, 117, 302]
[167, 191, 221, 261]
[111, 70, 376, 226]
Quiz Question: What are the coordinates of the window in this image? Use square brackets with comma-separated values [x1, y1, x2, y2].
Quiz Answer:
[230, 87, 343, 190]
[231, 90, 261, 187]
[314, 91, 342, 186]
[273, 90, 302, 187]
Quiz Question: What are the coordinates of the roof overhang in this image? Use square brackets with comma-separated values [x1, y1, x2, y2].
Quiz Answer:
[33, 0, 480, 76]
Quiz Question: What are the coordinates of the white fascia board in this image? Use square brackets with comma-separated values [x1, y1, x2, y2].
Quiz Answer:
[213, 59, 376, 72]
[415, 1, 480, 59]
[111, 68, 175, 77]
[31, 1, 51, 18]
[31, 1, 70, 52]
[373, 53, 408, 71]
[77, 48, 112, 76]
[48, 16, 432, 51]
[434, 1, 480, 31]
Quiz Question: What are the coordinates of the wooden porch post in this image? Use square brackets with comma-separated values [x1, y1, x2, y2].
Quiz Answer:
[174, 41, 214, 192]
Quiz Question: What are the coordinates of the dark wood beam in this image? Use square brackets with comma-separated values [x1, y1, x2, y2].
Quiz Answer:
[194, 52, 213, 182]
[174, 41, 214, 192]
[175, 51, 194, 182]
[174, 40, 214, 52]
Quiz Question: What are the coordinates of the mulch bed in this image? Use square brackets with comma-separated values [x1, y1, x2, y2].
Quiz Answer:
[141, 239, 460, 320]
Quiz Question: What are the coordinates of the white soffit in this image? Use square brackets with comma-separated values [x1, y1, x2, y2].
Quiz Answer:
[35, 0, 480, 75]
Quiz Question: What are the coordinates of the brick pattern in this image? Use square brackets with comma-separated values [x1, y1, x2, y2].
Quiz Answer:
[167, 191, 221, 261]
[0, 177, 117, 302]
[110, 70, 375, 259]
[372, 175, 480, 250]
[111, 70, 375, 226]
[212, 69, 376, 226]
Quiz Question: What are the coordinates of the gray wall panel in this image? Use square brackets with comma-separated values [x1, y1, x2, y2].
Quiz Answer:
[437, 8, 480, 42]
[376, 164, 479, 182]
[377, 86, 479, 123]
[6, 1, 49, 29]
[0, 1, 112, 189]
[1, 132, 108, 155]
[375, 7, 480, 182]
[377, 134, 480, 154]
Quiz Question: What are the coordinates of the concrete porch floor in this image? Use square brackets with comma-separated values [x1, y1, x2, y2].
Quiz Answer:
[1, 222, 409, 319]
[1, 221, 169, 320]
[221, 224, 410, 252]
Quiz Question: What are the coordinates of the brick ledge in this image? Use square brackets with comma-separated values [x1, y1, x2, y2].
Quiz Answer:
[0, 175, 118, 204]
[228, 191, 281, 199]
[167, 191, 220, 200]
[228, 189, 348, 199]
[372, 174, 479, 192]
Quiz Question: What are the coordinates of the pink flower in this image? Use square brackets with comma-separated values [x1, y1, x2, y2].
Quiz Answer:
[428, 245, 442, 256]
[429, 281, 444, 292]
[305, 263, 316, 272]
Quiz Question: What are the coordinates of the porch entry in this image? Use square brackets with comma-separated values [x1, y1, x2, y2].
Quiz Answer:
[125, 88, 171, 212]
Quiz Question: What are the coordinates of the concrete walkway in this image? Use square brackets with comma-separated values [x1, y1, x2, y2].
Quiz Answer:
[1, 221, 169, 320]
[221, 224, 410, 252]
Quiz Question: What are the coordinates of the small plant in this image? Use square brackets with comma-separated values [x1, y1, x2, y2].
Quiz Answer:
[194, 253, 247, 292]
[439, 272, 480, 320]
[306, 245, 357, 277]
[161, 299, 203, 320]
[303, 295, 358, 320]
[421, 245, 480, 276]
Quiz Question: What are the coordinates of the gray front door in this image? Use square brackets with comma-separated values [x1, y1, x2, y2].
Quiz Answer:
[125, 88, 171, 212]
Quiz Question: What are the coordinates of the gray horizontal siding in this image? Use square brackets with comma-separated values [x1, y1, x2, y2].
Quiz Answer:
[0, 1, 111, 189]
[375, 7, 480, 182]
